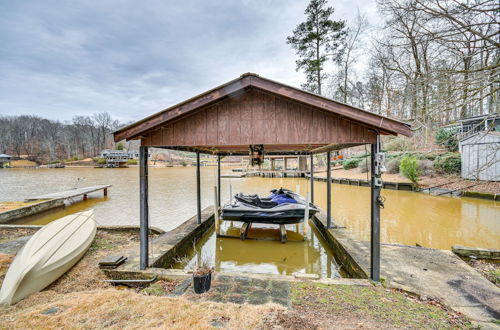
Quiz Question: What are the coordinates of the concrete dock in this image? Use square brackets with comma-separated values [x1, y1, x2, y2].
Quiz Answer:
[312, 213, 500, 326]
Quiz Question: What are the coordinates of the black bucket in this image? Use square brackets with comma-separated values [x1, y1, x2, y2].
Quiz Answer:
[193, 273, 211, 294]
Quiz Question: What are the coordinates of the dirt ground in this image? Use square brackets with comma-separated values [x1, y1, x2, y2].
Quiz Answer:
[464, 259, 500, 288]
[0, 230, 474, 329]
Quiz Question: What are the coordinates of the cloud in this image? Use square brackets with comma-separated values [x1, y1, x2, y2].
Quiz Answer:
[0, 0, 376, 122]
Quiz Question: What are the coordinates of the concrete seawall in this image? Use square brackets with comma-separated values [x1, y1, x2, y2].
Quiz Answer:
[0, 199, 65, 224]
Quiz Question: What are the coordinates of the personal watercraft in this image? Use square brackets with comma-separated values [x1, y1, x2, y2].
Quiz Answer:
[221, 188, 319, 224]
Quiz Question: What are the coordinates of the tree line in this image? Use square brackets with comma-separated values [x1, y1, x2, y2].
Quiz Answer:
[0, 113, 122, 163]
[287, 0, 498, 136]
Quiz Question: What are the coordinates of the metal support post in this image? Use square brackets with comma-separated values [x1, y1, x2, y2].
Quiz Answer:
[139, 146, 149, 270]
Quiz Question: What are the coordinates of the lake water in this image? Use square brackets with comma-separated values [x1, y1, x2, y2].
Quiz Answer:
[1, 167, 499, 277]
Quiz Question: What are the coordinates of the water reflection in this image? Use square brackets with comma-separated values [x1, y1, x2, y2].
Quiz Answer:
[173, 221, 343, 279]
[1, 167, 498, 250]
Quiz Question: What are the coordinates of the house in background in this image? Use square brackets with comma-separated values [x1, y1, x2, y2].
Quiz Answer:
[457, 113, 499, 139]
[0, 154, 12, 168]
[460, 131, 500, 181]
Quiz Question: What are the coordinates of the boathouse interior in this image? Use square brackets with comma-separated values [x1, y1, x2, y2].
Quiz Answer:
[113, 73, 411, 281]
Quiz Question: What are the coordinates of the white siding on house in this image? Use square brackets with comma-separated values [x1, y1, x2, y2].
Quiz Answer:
[460, 132, 500, 181]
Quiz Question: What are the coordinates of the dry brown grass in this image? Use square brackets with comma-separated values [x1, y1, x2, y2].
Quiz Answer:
[0, 201, 40, 213]
[9, 160, 37, 167]
[0, 289, 278, 329]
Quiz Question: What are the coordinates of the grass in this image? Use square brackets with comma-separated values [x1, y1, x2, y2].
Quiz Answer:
[290, 282, 472, 329]
[0, 230, 475, 329]
[9, 160, 37, 167]
[0, 289, 275, 329]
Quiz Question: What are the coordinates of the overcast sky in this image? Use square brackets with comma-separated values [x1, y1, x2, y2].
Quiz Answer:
[0, 0, 381, 123]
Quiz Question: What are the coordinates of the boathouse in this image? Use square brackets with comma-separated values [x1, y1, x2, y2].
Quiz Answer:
[0, 154, 12, 168]
[113, 73, 411, 281]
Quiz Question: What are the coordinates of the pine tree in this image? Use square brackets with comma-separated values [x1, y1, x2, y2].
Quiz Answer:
[287, 0, 346, 95]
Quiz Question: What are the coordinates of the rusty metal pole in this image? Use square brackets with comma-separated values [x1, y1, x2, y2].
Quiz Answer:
[371, 142, 381, 282]
[326, 151, 332, 229]
[139, 146, 149, 270]
[196, 151, 201, 224]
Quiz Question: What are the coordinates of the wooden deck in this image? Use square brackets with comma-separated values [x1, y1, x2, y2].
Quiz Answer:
[25, 185, 111, 202]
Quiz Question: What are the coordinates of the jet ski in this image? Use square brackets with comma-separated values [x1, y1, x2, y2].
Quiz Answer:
[221, 188, 319, 224]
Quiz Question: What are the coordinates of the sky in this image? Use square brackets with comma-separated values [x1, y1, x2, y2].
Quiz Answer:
[0, 0, 381, 123]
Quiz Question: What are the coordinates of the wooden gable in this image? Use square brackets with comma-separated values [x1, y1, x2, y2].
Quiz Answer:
[142, 89, 377, 153]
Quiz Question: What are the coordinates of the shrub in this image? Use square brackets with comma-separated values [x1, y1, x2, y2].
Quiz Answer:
[385, 137, 409, 152]
[343, 158, 360, 170]
[180, 161, 187, 167]
[400, 155, 420, 184]
[127, 159, 138, 165]
[47, 160, 61, 165]
[386, 159, 400, 174]
[435, 128, 458, 152]
[417, 159, 434, 176]
[433, 153, 461, 174]
[96, 158, 106, 165]
[115, 142, 124, 150]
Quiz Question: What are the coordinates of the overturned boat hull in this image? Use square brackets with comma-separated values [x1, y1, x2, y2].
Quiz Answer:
[0, 210, 96, 305]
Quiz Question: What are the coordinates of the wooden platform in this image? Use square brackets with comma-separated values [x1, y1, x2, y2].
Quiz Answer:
[25, 185, 111, 202]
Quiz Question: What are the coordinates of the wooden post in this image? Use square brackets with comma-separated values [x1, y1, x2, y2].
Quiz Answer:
[229, 184, 232, 203]
[217, 155, 221, 208]
[310, 153, 314, 204]
[83, 194, 87, 201]
[279, 224, 287, 243]
[139, 146, 149, 270]
[196, 151, 201, 224]
[370, 142, 381, 282]
[326, 151, 332, 229]
[103, 188, 108, 196]
[240, 223, 250, 240]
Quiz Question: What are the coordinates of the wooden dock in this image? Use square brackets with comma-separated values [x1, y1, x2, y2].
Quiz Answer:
[25, 185, 111, 202]
[305, 174, 416, 191]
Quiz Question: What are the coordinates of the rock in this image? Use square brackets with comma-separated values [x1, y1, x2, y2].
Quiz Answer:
[41, 307, 59, 315]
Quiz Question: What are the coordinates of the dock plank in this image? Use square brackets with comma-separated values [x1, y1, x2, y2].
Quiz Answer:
[25, 185, 111, 202]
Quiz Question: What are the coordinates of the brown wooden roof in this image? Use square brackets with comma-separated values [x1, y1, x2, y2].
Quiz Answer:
[114, 73, 411, 155]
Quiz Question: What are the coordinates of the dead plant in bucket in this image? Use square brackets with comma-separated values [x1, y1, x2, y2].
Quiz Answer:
[192, 256, 214, 277]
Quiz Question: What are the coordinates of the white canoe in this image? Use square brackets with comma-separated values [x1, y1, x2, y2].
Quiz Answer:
[0, 210, 96, 305]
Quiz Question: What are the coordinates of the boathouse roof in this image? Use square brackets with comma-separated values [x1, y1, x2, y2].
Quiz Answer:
[114, 73, 411, 155]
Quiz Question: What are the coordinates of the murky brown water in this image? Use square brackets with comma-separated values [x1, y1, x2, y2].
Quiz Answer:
[174, 222, 344, 278]
[1, 167, 498, 277]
